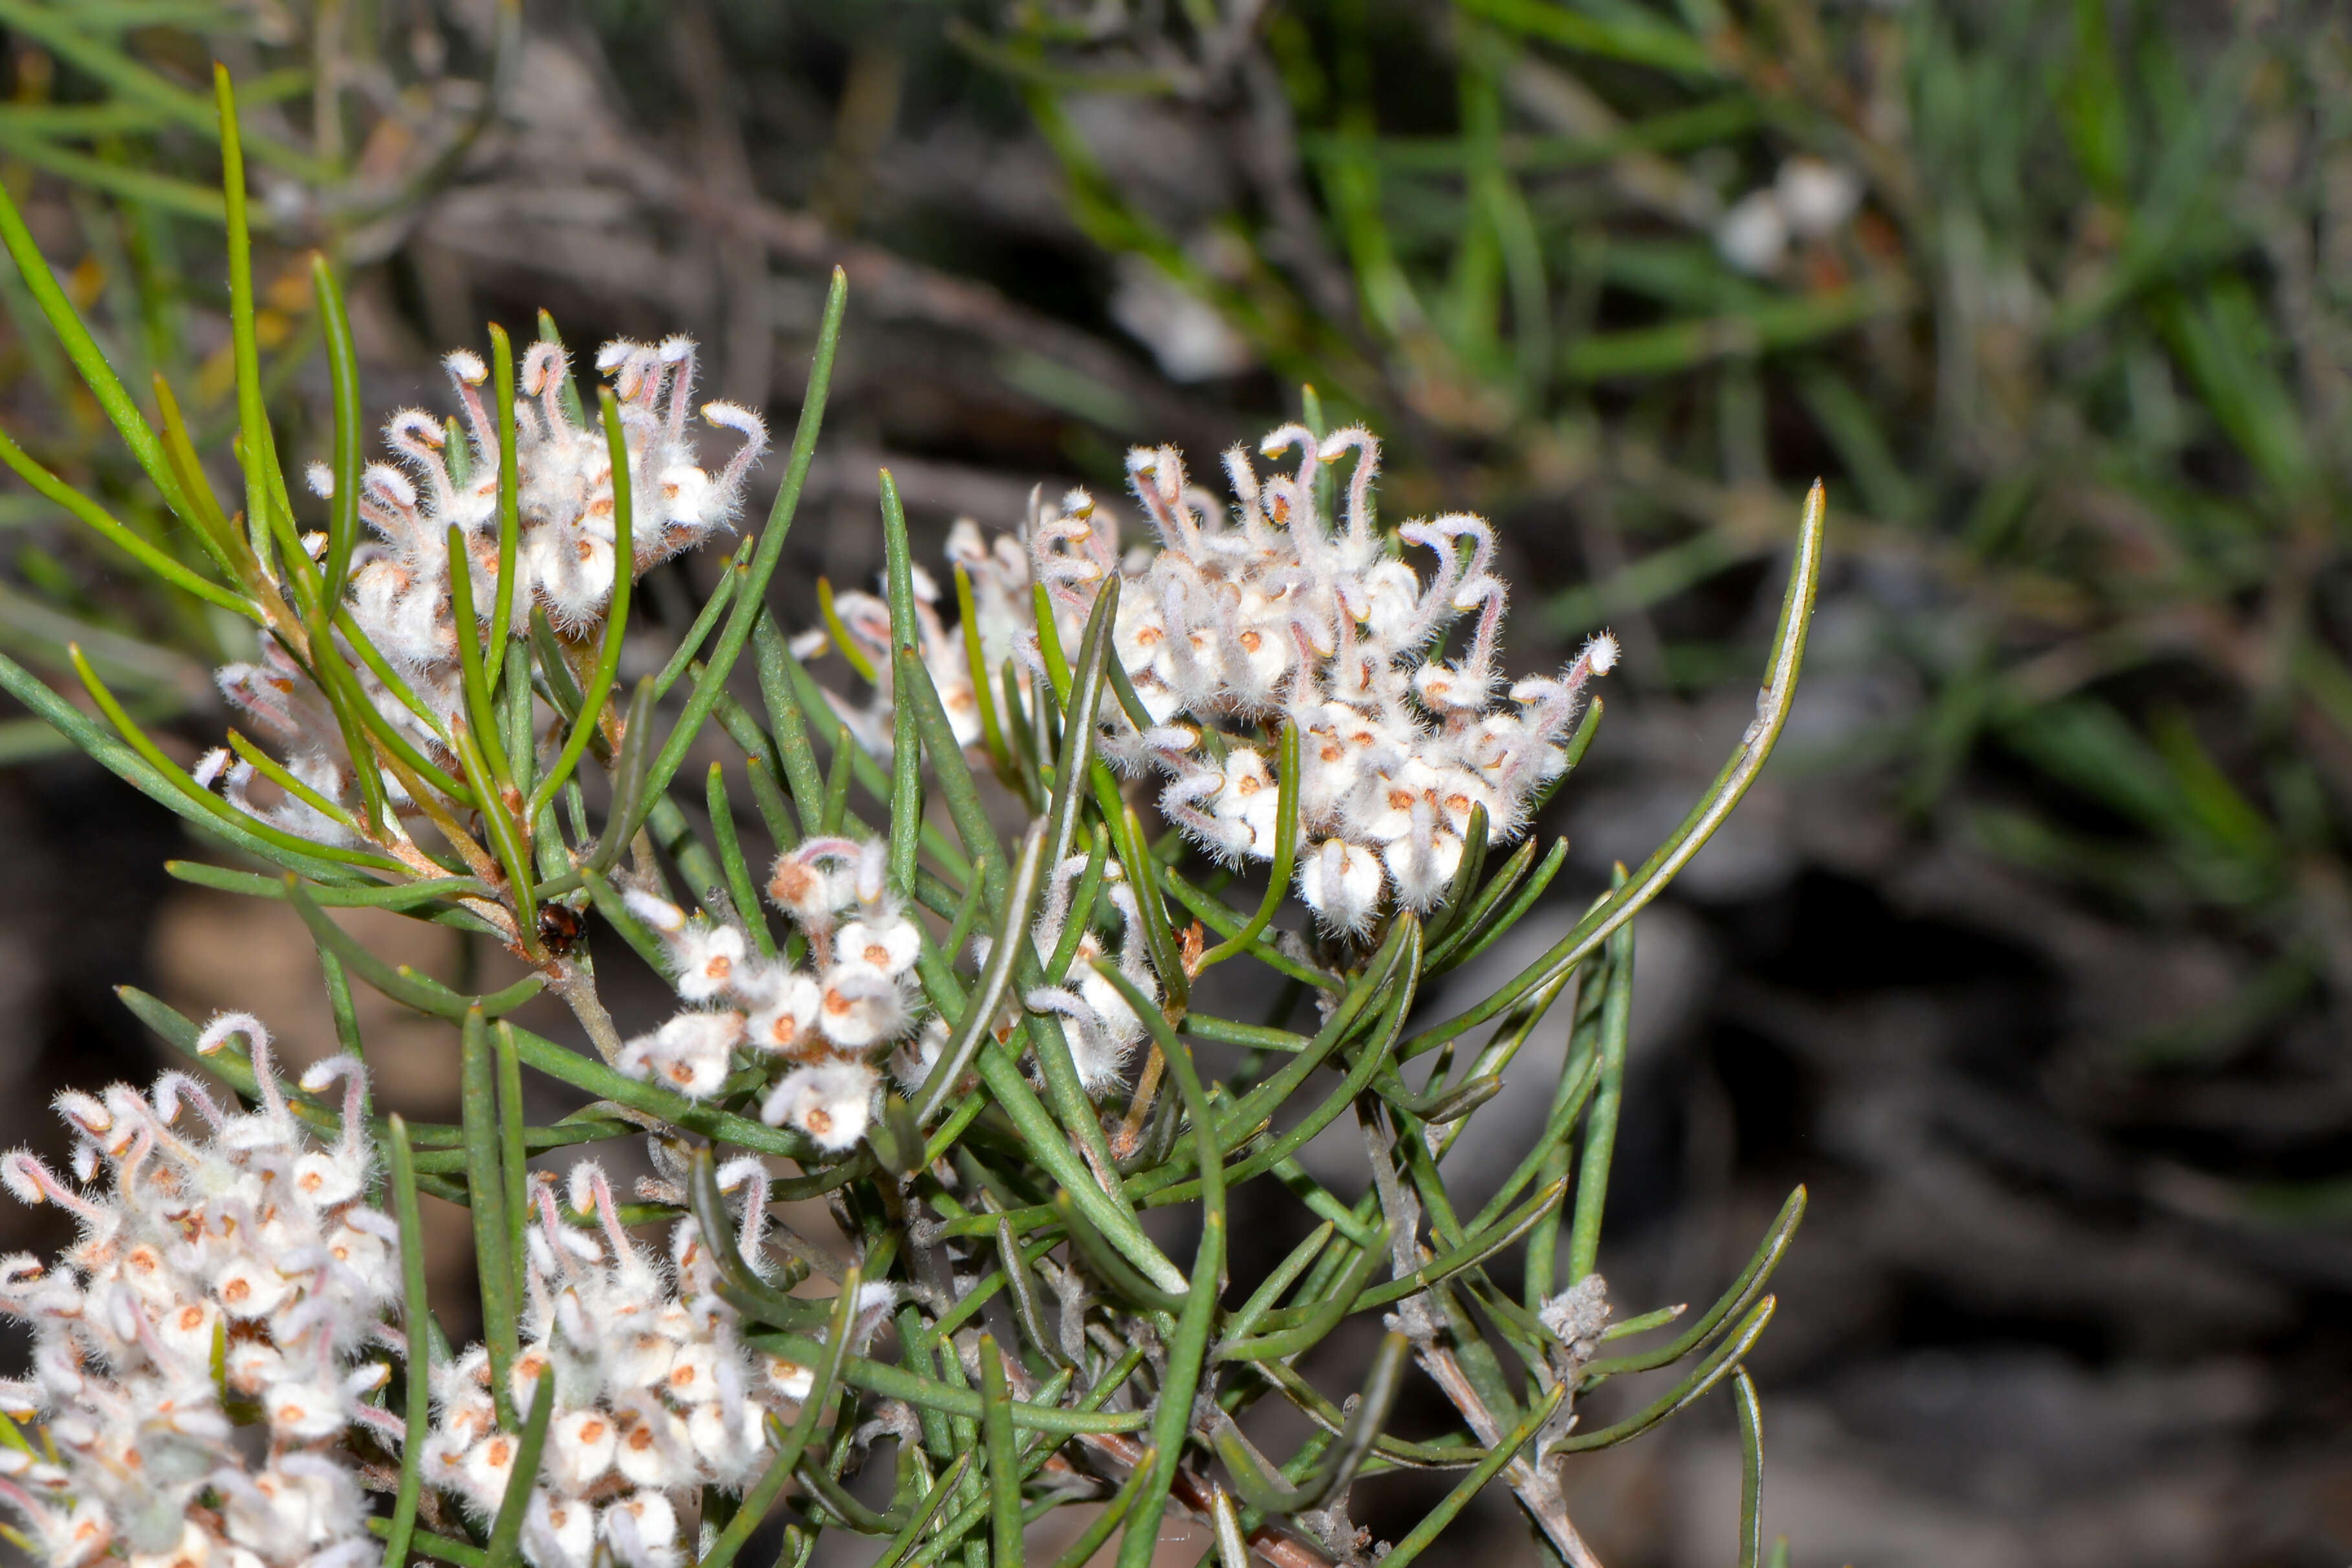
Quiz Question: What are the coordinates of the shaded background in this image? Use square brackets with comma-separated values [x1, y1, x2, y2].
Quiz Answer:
[0, 0, 2347, 1562]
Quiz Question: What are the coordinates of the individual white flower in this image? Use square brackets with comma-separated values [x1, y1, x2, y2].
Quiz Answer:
[544, 1410, 616, 1494]
[1297, 840, 1384, 935]
[814, 970, 906, 1051]
[1716, 188, 1789, 275]
[601, 1490, 682, 1568]
[1776, 156, 1862, 238]
[745, 972, 825, 1055]
[616, 1011, 745, 1100]
[765, 838, 873, 932]
[834, 917, 919, 980]
[761, 1060, 878, 1151]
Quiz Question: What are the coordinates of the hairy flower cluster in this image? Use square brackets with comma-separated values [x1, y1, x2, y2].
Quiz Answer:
[1065, 430, 1613, 932]
[0, 1017, 396, 1568]
[813, 519, 1038, 757]
[617, 837, 926, 1152]
[814, 425, 1611, 937]
[210, 335, 766, 845]
[426, 1159, 828, 1568]
[1016, 854, 1160, 1095]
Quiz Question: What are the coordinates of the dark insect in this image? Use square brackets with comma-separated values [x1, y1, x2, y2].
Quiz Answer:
[537, 901, 587, 957]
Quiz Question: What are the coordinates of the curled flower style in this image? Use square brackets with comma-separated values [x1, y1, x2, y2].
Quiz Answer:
[0, 1016, 396, 1568]
[433, 1159, 882, 1568]
[804, 424, 1612, 935]
[210, 334, 766, 847]
[615, 835, 932, 1151]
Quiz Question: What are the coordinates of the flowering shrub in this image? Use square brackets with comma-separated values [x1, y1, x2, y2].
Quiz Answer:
[0, 71, 1823, 1568]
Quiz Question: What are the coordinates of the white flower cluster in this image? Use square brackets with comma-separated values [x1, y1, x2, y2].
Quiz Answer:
[425, 1160, 817, 1568]
[0, 1016, 397, 1568]
[616, 837, 928, 1153]
[1017, 855, 1160, 1095]
[1715, 156, 1864, 276]
[813, 519, 1038, 757]
[210, 334, 766, 845]
[814, 425, 1612, 937]
[1069, 430, 1615, 933]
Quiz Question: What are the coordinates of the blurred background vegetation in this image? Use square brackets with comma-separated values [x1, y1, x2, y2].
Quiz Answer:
[0, 0, 2345, 1562]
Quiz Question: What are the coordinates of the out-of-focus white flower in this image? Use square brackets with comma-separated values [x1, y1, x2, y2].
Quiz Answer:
[1109, 253, 1254, 383]
[1715, 188, 1789, 275]
[1776, 157, 1862, 238]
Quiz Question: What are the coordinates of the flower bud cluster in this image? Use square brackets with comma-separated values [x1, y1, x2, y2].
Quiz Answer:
[809, 424, 1612, 937]
[616, 837, 926, 1153]
[211, 335, 766, 845]
[426, 1160, 825, 1568]
[0, 1017, 397, 1568]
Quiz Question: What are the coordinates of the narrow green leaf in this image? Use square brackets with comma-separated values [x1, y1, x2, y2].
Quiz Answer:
[1376, 1384, 1566, 1567]
[1042, 1448, 1157, 1568]
[1551, 1298, 1774, 1454]
[69, 646, 409, 874]
[481, 1371, 556, 1568]
[485, 324, 521, 690]
[380, 1115, 433, 1568]
[461, 1008, 519, 1430]
[639, 271, 847, 805]
[1734, 1367, 1764, 1568]
[314, 254, 365, 604]
[0, 422, 256, 618]
[1401, 483, 1825, 1063]
[917, 822, 1047, 1122]
[979, 1337, 1021, 1565]
[1582, 1187, 1804, 1380]
[1196, 720, 1300, 970]
[528, 386, 635, 817]
[0, 154, 194, 520]
[1563, 897, 1633, 1285]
